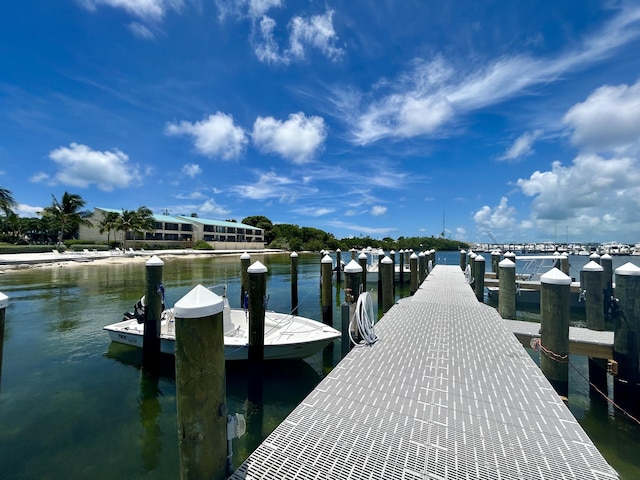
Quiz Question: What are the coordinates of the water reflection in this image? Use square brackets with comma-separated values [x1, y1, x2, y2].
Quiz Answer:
[139, 370, 162, 471]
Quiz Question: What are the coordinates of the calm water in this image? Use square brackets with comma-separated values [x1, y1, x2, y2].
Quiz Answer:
[0, 251, 638, 479]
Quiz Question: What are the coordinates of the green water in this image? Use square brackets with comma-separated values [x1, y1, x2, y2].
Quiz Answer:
[0, 252, 638, 479]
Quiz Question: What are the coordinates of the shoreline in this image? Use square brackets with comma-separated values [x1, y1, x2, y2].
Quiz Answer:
[0, 248, 286, 272]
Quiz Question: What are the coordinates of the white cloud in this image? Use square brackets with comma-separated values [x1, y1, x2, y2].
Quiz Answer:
[166, 112, 248, 160]
[252, 112, 326, 164]
[45, 143, 139, 191]
[198, 199, 230, 215]
[128, 22, 155, 39]
[248, 0, 282, 19]
[15, 203, 42, 218]
[231, 170, 318, 202]
[327, 220, 397, 236]
[563, 80, 640, 154]
[294, 206, 335, 217]
[182, 163, 202, 178]
[473, 197, 517, 231]
[342, 4, 640, 145]
[371, 205, 387, 216]
[499, 130, 543, 161]
[79, 0, 184, 22]
[288, 10, 343, 62]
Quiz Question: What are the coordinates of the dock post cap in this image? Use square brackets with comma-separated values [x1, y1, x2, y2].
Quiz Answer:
[589, 252, 601, 259]
[390, 249, 395, 254]
[615, 262, 640, 276]
[419, 251, 425, 257]
[582, 261, 604, 272]
[358, 252, 368, 259]
[0, 291, 8, 309]
[381, 256, 393, 264]
[540, 267, 572, 285]
[498, 258, 515, 268]
[321, 254, 333, 264]
[410, 252, 418, 259]
[460, 249, 466, 254]
[241, 252, 251, 260]
[248, 261, 268, 273]
[145, 255, 164, 266]
[474, 255, 485, 262]
[601, 253, 612, 260]
[336, 248, 341, 252]
[174, 284, 224, 318]
[290, 251, 298, 257]
[344, 259, 363, 273]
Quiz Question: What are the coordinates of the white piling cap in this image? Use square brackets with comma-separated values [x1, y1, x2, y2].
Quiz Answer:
[390, 250, 395, 254]
[399, 249, 405, 253]
[430, 249, 435, 253]
[174, 284, 224, 318]
[344, 259, 363, 273]
[460, 249, 466, 254]
[359, 252, 367, 259]
[0, 292, 8, 309]
[290, 251, 298, 257]
[146, 255, 164, 266]
[410, 252, 418, 259]
[322, 254, 333, 264]
[615, 262, 640, 276]
[419, 251, 425, 257]
[540, 267, 572, 285]
[248, 260, 268, 273]
[336, 248, 341, 252]
[498, 258, 515, 268]
[590, 252, 600, 259]
[382, 256, 393, 264]
[601, 253, 612, 260]
[582, 261, 603, 272]
[475, 255, 485, 262]
[241, 252, 251, 260]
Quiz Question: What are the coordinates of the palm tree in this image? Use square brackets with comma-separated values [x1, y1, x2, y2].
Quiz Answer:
[98, 211, 121, 247]
[115, 206, 155, 249]
[41, 192, 90, 244]
[0, 187, 16, 216]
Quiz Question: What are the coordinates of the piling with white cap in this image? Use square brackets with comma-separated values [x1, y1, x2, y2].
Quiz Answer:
[290, 251, 298, 314]
[409, 252, 419, 295]
[498, 258, 516, 319]
[143, 255, 164, 370]
[473, 254, 485, 302]
[321, 254, 333, 326]
[381, 256, 394, 313]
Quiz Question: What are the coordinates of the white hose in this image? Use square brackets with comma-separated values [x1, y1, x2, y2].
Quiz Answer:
[349, 291, 378, 346]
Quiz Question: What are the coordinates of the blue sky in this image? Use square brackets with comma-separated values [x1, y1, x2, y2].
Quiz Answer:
[2, 1, 640, 244]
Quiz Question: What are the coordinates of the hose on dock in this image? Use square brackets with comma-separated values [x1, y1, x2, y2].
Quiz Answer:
[349, 291, 378, 346]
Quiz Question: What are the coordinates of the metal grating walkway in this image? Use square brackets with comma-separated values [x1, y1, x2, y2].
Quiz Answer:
[230, 265, 618, 479]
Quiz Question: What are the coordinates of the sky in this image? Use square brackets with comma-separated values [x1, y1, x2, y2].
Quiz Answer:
[2, 1, 640, 245]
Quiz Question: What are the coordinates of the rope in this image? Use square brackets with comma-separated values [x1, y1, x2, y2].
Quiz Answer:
[349, 291, 378, 347]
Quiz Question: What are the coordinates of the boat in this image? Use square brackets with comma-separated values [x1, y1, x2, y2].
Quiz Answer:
[104, 285, 341, 361]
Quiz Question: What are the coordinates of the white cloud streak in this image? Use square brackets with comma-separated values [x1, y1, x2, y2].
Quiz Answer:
[499, 130, 543, 161]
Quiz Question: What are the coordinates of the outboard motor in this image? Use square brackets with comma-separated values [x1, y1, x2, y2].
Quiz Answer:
[123, 296, 147, 323]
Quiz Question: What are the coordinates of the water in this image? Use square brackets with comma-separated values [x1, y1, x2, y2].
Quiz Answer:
[0, 252, 638, 479]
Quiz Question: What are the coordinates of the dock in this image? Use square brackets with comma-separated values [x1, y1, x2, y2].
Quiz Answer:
[230, 265, 618, 479]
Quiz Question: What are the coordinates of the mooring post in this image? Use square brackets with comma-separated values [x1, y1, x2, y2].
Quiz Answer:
[582, 261, 607, 396]
[343, 259, 363, 353]
[143, 255, 164, 371]
[321, 254, 333, 327]
[430, 249, 436, 268]
[335, 248, 342, 282]
[248, 261, 267, 373]
[389, 250, 396, 289]
[399, 249, 405, 284]
[409, 252, 418, 295]
[174, 285, 226, 480]
[0, 292, 7, 389]
[459, 249, 466, 271]
[358, 252, 368, 291]
[418, 251, 426, 284]
[613, 262, 640, 415]
[498, 258, 516, 319]
[540, 268, 572, 397]
[240, 252, 251, 308]
[290, 251, 298, 315]
[350, 248, 356, 260]
[474, 254, 485, 302]
[559, 253, 570, 277]
[601, 254, 613, 318]
[381, 256, 394, 314]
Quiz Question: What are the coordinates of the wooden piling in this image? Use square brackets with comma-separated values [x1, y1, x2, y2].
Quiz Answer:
[491, 250, 501, 279]
[0, 292, 7, 388]
[459, 249, 466, 271]
[474, 254, 485, 302]
[358, 252, 368, 291]
[540, 268, 571, 397]
[559, 253, 570, 277]
[174, 285, 226, 480]
[389, 250, 396, 289]
[399, 249, 405, 284]
[418, 251, 426, 284]
[290, 252, 298, 315]
[601, 254, 613, 317]
[321, 254, 333, 326]
[240, 252, 251, 308]
[582, 260, 608, 396]
[613, 262, 640, 414]
[410, 252, 418, 295]
[335, 249, 342, 282]
[498, 258, 516, 319]
[248, 261, 267, 371]
[344, 259, 363, 346]
[381, 256, 394, 313]
[143, 255, 164, 371]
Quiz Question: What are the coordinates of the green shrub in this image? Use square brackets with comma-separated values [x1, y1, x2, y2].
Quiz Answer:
[193, 240, 213, 250]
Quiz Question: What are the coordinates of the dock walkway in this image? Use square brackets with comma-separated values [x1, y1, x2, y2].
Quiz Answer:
[231, 264, 618, 479]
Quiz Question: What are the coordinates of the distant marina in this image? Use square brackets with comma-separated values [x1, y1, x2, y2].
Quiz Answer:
[472, 241, 640, 256]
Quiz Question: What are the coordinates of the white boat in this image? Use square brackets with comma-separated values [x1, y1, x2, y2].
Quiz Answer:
[104, 286, 341, 361]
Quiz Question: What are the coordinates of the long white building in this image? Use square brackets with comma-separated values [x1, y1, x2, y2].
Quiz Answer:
[79, 207, 265, 250]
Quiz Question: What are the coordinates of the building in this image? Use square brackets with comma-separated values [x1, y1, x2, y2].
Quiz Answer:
[79, 207, 265, 250]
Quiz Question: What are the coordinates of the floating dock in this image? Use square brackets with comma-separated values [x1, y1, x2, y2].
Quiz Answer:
[230, 264, 618, 479]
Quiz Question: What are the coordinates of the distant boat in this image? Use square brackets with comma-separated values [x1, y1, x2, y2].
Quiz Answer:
[104, 285, 341, 361]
